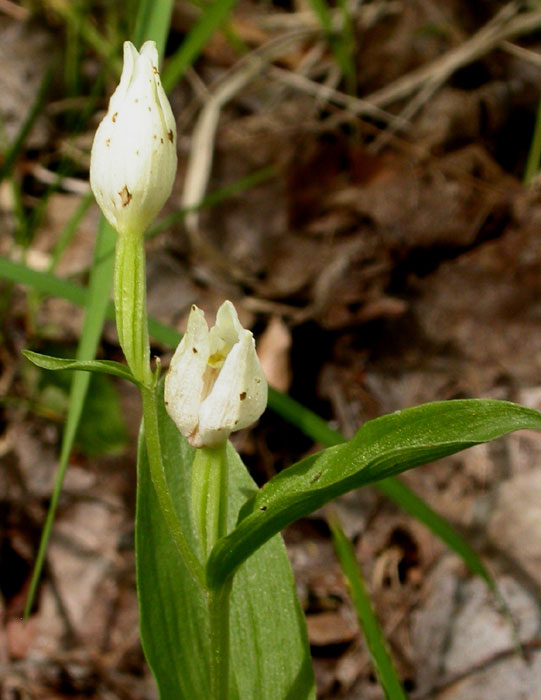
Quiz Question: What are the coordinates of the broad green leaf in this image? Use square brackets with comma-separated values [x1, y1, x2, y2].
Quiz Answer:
[207, 399, 541, 589]
[330, 517, 408, 700]
[23, 350, 140, 386]
[136, 387, 315, 700]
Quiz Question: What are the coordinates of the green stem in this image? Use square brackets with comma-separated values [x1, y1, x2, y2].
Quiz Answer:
[114, 232, 151, 385]
[191, 445, 231, 699]
[209, 582, 232, 700]
[191, 446, 229, 560]
[141, 385, 206, 589]
[114, 232, 204, 586]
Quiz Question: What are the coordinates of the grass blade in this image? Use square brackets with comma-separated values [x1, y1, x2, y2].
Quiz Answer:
[524, 96, 541, 185]
[133, 0, 174, 58]
[307, 0, 356, 93]
[23, 219, 116, 619]
[48, 192, 94, 273]
[0, 61, 56, 183]
[0, 256, 89, 307]
[330, 516, 408, 700]
[162, 0, 240, 92]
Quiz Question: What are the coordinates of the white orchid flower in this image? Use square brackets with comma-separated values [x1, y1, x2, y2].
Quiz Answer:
[165, 301, 268, 448]
[90, 41, 177, 236]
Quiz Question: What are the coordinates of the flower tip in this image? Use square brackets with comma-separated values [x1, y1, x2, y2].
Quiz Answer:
[139, 40, 159, 66]
[165, 301, 268, 448]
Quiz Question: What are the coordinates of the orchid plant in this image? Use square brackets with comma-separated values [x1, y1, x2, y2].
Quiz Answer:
[22, 41, 541, 700]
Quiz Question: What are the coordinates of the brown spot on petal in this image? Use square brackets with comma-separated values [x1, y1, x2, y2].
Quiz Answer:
[148, 106, 151, 112]
[119, 186, 132, 207]
[168, 130, 174, 143]
[160, 138, 164, 144]
[134, 98, 139, 103]
[192, 347, 198, 353]
[240, 392, 247, 400]
[105, 138, 110, 147]
[153, 66, 158, 74]
[112, 112, 118, 122]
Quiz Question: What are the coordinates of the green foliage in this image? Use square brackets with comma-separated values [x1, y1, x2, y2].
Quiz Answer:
[137, 386, 315, 700]
[307, 0, 356, 93]
[330, 517, 408, 700]
[23, 350, 140, 385]
[133, 0, 174, 58]
[24, 349, 128, 458]
[23, 219, 116, 619]
[207, 399, 541, 588]
[2, 255, 508, 598]
[162, 0, 241, 92]
[76, 372, 129, 456]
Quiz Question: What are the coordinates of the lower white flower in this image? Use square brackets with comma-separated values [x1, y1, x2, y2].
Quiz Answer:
[164, 301, 268, 448]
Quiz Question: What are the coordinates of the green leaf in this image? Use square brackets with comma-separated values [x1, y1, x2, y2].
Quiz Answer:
[74, 373, 129, 457]
[330, 517, 408, 700]
[22, 350, 140, 386]
[207, 399, 541, 589]
[136, 386, 315, 700]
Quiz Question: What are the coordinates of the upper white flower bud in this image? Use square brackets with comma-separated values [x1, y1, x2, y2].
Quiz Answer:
[164, 301, 268, 448]
[90, 41, 177, 236]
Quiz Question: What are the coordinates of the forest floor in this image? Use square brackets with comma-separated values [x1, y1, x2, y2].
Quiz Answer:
[1, 1, 541, 698]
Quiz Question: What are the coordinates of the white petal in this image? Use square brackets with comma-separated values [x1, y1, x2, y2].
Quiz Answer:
[233, 332, 268, 431]
[164, 306, 209, 440]
[139, 41, 159, 67]
[198, 329, 267, 447]
[109, 42, 137, 110]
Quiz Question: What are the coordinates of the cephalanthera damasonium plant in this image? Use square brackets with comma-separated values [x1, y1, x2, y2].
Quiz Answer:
[23, 41, 541, 700]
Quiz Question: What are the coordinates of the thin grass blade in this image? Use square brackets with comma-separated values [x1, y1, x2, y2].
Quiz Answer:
[23, 219, 116, 619]
[133, 0, 174, 58]
[162, 0, 240, 92]
[330, 516, 408, 700]
[0, 61, 56, 183]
